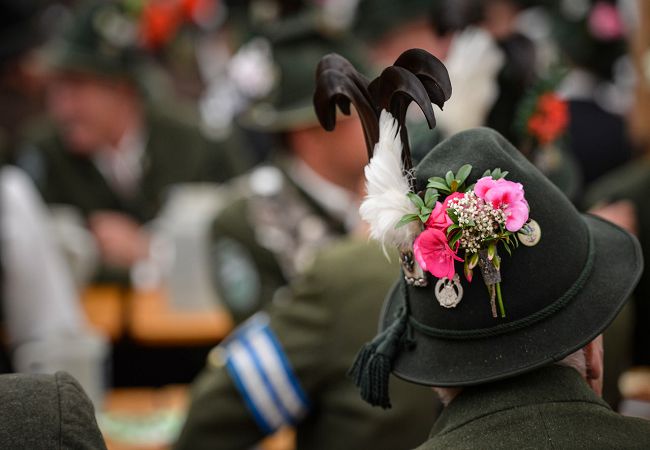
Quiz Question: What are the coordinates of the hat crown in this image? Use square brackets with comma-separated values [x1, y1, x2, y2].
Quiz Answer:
[408, 128, 590, 334]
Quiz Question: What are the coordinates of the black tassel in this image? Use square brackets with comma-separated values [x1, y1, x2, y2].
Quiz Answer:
[348, 308, 409, 409]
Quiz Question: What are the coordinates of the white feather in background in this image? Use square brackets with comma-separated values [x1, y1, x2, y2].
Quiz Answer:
[359, 110, 420, 254]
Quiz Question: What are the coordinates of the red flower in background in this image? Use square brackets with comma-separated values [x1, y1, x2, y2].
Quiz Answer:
[140, 0, 218, 50]
[527, 93, 569, 145]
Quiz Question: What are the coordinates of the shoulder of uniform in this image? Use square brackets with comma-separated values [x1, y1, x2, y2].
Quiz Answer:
[301, 237, 397, 289]
[584, 159, 650, 207]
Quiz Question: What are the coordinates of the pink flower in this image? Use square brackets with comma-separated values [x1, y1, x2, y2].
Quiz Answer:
[425, 201, 452, 230]
[443, 191, 465, 209]
[413, 228, 463, 280]
[474, 176, 499, 198]
[589, 2, 624, 41]
[474, 176, 529, 232]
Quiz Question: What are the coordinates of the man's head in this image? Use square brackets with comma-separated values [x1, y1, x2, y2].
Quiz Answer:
[40, 1, 146, 153]
[46, 71, 141, 154]
[237, 28, 372, 192]
[287, 113, 367, 194]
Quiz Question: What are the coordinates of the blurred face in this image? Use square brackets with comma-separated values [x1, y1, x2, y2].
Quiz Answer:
[45, 72, 138, 154]
[289, 113, 368, 194]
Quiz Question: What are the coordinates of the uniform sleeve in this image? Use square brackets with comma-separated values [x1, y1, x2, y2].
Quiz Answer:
[175, 270, 333, 450]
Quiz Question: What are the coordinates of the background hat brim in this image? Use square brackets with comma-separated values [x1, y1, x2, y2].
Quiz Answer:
[380, 213, 643, 387]
[237, 101, 318, 132]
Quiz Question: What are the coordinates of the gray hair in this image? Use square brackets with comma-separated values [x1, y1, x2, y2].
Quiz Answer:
[433, 349, 587, 406]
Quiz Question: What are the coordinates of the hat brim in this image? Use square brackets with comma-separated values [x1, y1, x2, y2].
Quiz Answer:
[237, 102, 318, 133]
[380, 214, 643, 387]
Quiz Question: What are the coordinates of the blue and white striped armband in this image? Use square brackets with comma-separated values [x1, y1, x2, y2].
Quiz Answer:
[220, 313, 310, 434]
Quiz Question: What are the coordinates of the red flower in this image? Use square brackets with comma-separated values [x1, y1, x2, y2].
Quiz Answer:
[527, 93, 569, 145]
[414, 228, 463, 280]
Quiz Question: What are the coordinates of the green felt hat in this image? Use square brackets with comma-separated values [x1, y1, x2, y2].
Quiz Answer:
[238, 30, 371, 132]
[42, 0, 143, 78]
[351, 127, 642, 407]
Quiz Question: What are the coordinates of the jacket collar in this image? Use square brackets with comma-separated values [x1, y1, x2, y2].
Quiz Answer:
[430, 365, 611, 438]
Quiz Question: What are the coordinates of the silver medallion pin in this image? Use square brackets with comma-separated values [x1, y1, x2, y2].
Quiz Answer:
[435, 274, 464, 308]
[517, 219, 541, 247]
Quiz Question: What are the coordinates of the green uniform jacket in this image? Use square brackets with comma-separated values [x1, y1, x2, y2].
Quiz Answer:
[18, 108, 246, 223]
[175, 238, 439, 450]
[209, 164, 349, 323]
[418, 365, 650, 449]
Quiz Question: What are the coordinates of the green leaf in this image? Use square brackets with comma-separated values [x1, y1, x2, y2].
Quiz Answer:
[499, 171, 509, 179]
[419, 213, 431, 223]
[449, 231, 462, 248]
[468, 251, 479, 269]
[427, 180, 450, 193]
[487, 242, 497, 260]
[446, 208, 459, 223]
[492, 168, 502, 179]
[396, 214, 418, 228]
[493, 254, 501, 270]
[464, 261, 473, 282]
[466, 219, 476, 227]
[407, 192, 425, 209]
[456, 164, 472, 185]
[503, 240, 512, 256]
[450, 180, 459, 192]
[446, 224, 460, 235]
[482, 169, 491, 177]
[420, 207, 432, 215]
[445, 171, 454, 186]
[424, 188, 439, 207]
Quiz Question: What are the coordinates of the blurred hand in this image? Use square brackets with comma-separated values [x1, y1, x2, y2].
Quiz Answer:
[89, 212, 150, 268]
[589, 200, 638, 236]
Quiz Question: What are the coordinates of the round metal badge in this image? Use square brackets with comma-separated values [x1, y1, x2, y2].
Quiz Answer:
[518, 219, 542, 247]
[435, 274, 464, 308]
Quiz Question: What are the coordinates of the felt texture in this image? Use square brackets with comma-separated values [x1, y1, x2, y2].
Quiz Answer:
[417, 365, 650, 449]
[378, 128, 643, 386]
[0, 371, 106, 449]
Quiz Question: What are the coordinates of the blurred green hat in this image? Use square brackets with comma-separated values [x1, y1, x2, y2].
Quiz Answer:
[43, 0, 143, 78]
[353, 0, 435, 42]
[238, 29, 372, 132]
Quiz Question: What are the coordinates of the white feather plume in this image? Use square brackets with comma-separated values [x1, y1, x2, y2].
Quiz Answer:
[360, 110, 420, 253]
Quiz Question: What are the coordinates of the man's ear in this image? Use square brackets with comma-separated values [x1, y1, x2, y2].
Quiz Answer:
[584, 335, 604, 396]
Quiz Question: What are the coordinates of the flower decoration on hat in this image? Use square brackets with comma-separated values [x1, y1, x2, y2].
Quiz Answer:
[397, 164, 538, 318]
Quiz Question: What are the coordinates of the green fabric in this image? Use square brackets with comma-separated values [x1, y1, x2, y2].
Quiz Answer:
[175, 238, 439, 450]
[418, 365, 650, 449]
[209, 162, 348, 323]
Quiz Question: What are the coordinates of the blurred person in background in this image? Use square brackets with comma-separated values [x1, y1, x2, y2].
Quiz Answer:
[552, 0, 635, 187]
[584, 0, 650, 377]
[0, 0, 108, 407]
[205, 22, 372, 323]
[16, 0, 248, 284]
[176, 29, 447, 448]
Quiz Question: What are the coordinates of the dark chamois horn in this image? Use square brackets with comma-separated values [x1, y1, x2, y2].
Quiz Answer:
[368, 65, 437, 173]
[314, 55, 379, 158]
[393, 48, 452, 109]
